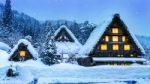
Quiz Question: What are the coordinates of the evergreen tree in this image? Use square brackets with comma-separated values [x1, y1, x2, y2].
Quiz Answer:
[0, 0, 16, 47]
[41, 24, 61, 65]
[3, 0, 12, 28]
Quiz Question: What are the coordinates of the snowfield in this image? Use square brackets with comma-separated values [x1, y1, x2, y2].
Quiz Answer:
[0, 60, 150, 84]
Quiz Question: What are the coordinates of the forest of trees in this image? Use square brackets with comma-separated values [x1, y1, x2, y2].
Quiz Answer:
[0, 0, 96, 55]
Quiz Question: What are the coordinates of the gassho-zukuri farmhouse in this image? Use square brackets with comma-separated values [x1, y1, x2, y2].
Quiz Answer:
[79, 14, 146, 65]
[7, 13, 146, 66]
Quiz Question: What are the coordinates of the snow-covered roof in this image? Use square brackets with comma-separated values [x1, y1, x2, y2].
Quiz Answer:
[54, 25, 81, 46]
[54, 25, 82, 54]
[79, 14, 145, 55]
[56, 42, 81, 54]
[9, 39, 38, 59]
[93, 57, 146, 62]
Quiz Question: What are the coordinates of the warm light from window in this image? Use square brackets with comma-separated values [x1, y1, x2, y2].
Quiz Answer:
[130, 54, 134, 57]
[100, 44, 107, 50]
[122, 36, 126, 42]
[20, 51, 26, 57]
[113, 44, 119, 50]
[112, 36, 118, 42]
[112, 28, 119, 33]
[124, 44, 130, 50]
[105, 36, 109, 42]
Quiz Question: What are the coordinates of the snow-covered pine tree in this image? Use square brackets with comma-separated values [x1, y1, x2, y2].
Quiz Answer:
[41, 24, 61, 65]
[1, 0, 16, 47]
[3, 0, 12, 28]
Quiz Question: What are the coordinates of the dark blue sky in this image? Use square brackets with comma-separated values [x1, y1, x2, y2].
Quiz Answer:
[0, 0, 150, 36]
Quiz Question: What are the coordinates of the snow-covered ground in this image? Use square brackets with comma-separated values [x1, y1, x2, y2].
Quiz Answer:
[0, 60, 150, 84]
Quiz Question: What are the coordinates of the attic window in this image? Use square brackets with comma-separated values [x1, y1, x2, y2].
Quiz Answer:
[112, 28, 119, 33]
[19, 51, 26, 57]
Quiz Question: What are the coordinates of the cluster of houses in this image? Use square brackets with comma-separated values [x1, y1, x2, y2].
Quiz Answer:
[6, 14, 146, 66]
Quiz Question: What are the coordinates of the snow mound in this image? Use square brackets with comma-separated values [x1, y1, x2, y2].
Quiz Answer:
[0, 50, 10, 67]
[0, 42, 11, 52]
[1, 66, 34, 84]
[50, 63, 84, 70]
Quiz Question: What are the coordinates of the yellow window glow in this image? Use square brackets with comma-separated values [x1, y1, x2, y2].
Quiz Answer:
[105, 36, 109, 42]
[20, 51, 26, 57]
[113, 44, 119, 50]
[100, 44, 107, 50]
[112, 36, 118, 42]
[122, 36, 126, 42]
[124, 44, 130, 50]
[112, 28, 119, 33]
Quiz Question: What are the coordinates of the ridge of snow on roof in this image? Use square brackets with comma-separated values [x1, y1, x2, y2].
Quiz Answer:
[79, 14, 145, 55]
[9, 39, 38, 58]
[54, 25, 81, 46]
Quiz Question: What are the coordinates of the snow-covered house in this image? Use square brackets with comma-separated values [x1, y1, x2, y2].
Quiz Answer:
[54, 25, 82, 56]
[79, 14, 146, 65]
[9, 39, 38, 61]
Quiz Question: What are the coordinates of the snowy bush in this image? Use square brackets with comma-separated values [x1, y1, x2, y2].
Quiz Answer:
[6, 65, 19, 77]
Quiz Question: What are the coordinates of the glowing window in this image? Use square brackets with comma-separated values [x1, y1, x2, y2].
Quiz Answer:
[112, 36, 118, 42]
[124, 44, 130, 50]
[113, 44, 119, 50]
[100, 44, 107, 50]
[105, 36, 109, 42]
[122, 36, 126, 42]
[19, 51, 26, 57]
[112, 28, 119, 33]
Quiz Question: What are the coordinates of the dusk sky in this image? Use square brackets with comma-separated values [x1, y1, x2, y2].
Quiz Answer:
[0, 0, 150, 36]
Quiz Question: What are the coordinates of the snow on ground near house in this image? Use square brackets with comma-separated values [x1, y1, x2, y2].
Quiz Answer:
[0, 61, 150, 83]
[0, 42, 11, 52]
[0, 50, 10, 67]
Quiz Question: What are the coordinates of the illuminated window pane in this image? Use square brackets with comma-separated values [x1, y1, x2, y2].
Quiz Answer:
[112, 36, 118, 42]
[105, 36, 109, 42]
[100, 44, 107, 50]
[112, 28, 119, 33]
[122, 36, 126, 42]
[124, 44, 130, 50]
[113, 44, 119, 50]
[20, 51, 26, 57]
